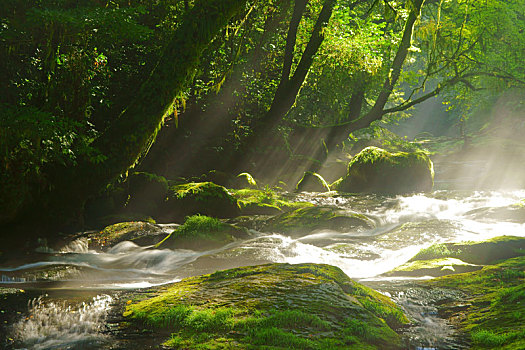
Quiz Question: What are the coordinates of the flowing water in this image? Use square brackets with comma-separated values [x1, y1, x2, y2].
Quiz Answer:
[2, 188, 525, 349]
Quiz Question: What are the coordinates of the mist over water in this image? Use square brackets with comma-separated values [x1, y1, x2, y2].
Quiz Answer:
[2, 188, 525, 349]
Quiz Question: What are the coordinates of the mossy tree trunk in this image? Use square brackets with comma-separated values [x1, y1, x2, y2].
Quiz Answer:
[22, 0, 248, 228]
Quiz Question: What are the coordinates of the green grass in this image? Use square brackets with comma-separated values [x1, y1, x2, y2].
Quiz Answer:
[125, 263, 408, 349]
[156, 214, 245, 249]
[250, 327, 315, 349]
[257, 310, 330, 330]
[176, 214, 222, 238]
[430, 256, 525, 349]
[471, 329, 525, 348]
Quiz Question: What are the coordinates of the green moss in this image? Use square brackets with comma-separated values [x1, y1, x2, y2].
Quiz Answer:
[175, 215, 222, 237]
[123, 263, 407, 349]
[161, 182, 240, 222]
[330, 177, 343, 191]
[296, 171, 331, 192]
[337, 147, 434, 194]
[232, 188, 312, 215]
[171, 182, 232, 201]
[265, 206, 374, 235]
[90, 221, 164, 250]
[514, 199, 525, 208]
[410, 236, 525, 265]
[236, 172, 257, 188]
[156, 215, 248, 250]
[343, 317, 398, 345]
[410, 243, 459, 261]
[429, 256, 525, 349]
[386, 257, 481, 277]
[249, 327, 315, 349]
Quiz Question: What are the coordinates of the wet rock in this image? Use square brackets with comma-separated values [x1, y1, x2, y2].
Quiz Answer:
[122, 263, 408, 349]
[296, 171, 331, 192]
[156, 215, 251, 251]
[263, 205, 375, 236]
[384, 257, 482, 277]
[429, 255, 525, 349]
[91, 213, 156, 229]
[90, 221, 171, 251]
[385, 236, 525, 277]
[466, 204, 525, 223]
[409, 236, 525, 265]
[334, 147, 434, 195]
[158, 182, 240, 222]
[232, 188, 312, 216]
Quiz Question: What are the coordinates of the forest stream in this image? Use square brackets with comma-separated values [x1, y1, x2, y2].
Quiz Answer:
[1, 169, 524, 349]
[1, 0, 523, 348]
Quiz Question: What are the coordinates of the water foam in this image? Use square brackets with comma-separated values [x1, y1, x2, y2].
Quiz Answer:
[13, 294, 112, 349]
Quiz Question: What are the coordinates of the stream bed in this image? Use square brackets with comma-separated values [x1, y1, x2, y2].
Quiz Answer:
[1, 189, 525, 349]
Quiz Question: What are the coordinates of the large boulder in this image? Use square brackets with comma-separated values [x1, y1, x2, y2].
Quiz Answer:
[384, 257, 482, 277]
[264, 205, 375, 236]
[158, 182, 240, 222]
[384, 236, 525, 277]
[407, 236, 525, 265]
[89, 221, 172, 250]
[334, 147, 434, 194]
[232, 188, 312, 216]
[156, 215, 250, 250]
[123, 263, 408, 349]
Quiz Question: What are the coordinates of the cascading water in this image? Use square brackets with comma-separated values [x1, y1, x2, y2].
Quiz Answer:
[10, 294, 113, 349]
[2, 189, 524, 349]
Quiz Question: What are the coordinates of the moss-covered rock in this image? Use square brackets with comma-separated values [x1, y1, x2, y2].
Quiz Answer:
[264, 206, 375, 236]
[385, 236, 525, 278]
[89, 221, 170, 250]
[334, 147, 434, 194]
[156, 215, 250, 250]
[429, 256, 525, 349]
[122, 263, 408, 349]
[410, 236, 525, 265]
[232, 188, 313, 216]
[200, 170, 236, 188]
[159, 182, 240, 222]
[385, 258, 482, 277]
[295, 171, 331, 192]
[90, 213, 156, 229]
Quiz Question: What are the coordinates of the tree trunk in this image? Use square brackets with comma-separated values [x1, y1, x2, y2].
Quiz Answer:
[28, 0, 249, 227]
[228, 0, 338, 171]
[301, 0, 426, 172]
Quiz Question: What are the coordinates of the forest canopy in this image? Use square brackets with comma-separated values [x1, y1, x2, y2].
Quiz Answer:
[0, 0, 523, 230]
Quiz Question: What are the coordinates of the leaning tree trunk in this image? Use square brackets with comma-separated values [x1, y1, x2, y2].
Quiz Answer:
[33, 0, 249, 227]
